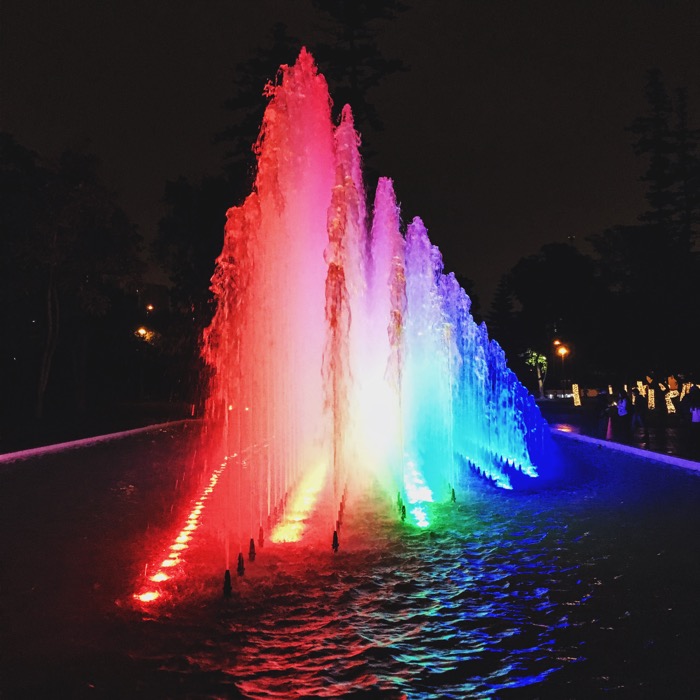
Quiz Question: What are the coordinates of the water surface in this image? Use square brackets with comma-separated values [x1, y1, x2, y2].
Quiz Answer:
[131, 437, 700, 698]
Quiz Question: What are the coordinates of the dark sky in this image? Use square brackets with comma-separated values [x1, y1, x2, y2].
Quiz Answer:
[2, 0, 699, 306]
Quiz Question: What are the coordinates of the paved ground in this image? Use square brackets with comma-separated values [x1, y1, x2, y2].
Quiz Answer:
[0, 421, 208, 697]
[537, 398, 700, 463]
[0, 401, 194, 455]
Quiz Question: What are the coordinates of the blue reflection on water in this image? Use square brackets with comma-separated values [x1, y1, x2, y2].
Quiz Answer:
[138, 437, 700, 699]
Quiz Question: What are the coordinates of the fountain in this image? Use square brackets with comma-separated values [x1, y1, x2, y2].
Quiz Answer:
[200, 49, 555, 564]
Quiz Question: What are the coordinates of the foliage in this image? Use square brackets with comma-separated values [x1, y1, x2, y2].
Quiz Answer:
[310, 0, 408, 134]
[216, 23, 301, 189]
[523, 349, 547, 375]
[491, 243, 606, 382]
[523, 348, 547, 398]
[0, 133, 144, 427]
[215, 4, 408, 190]
[153, 175, 230, 319]
[589, 70, 700, 374]
[155, 8, 410, 396]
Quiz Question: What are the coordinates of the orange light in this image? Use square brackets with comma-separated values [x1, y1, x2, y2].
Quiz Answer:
[557, 346, 569, 357]
[146, 304, 155, 311]
[135, 326, 155, 342]
[271, 462, 328, 543]
[134, 461, 229, 602]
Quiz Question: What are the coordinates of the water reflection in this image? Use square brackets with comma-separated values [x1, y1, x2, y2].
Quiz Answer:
[133, 443, 700, 698]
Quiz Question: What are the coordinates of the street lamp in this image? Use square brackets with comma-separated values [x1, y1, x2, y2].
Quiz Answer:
[135, 326, 155, 343]
[557, 344, 569, 383]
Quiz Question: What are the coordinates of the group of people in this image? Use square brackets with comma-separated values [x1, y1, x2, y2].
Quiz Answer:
[612, 388, 649, 441]
[596, 381, 700, 447]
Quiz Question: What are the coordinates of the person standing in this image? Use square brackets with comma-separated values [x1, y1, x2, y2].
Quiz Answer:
[616, 389, 631, 442]
[630, 388, 649, 444]
[688, 385, 700, 458]
[596, 390, 611, 438]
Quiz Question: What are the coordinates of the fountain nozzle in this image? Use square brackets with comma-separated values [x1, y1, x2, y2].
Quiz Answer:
[237, 552, 245, 576]
[332, 530, 339, 552]
[223, 569, 232, 598]
[249, 538, 256, 561]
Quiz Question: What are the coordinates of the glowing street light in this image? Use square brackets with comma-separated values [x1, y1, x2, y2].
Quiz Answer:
[135, 326, 155, 343]
[557, 344, 570, 380]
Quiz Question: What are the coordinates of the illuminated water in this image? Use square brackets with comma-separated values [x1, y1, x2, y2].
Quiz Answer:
[128, 432, 698, 699]
[198, 49, 554, 569]
[1, 426, 698, 697]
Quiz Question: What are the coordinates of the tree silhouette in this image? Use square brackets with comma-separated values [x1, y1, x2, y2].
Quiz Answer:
[486, 275, 517, 355]
[215, 4, 408, 195]
[155, 7, 411, 396]
[1, 134, 143, 432]
[310, 0, 408, 128]
[627, 69, 676, 230]
[492, 243, 605, 384]
[673, 87, 700, 249]
[216, 23, 301, 192]
[591, 70, 700, 374]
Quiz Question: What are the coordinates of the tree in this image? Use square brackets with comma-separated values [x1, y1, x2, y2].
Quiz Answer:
[590, 71, 700, 375]
[627, 69, 676, 230]
[310, 0, 408, 167]
[151, 175, 232, 403]
[672, 87, 700, 249]
[0, 134, 143, 431]
[154, 8, 411, 400]
[216, 22, 301, 191]
[216, 4, 408, 194]
[494, 243, 605, 384]
[486, 275, 517, 355]
[153, 176, 230, 318]
[523, 349, 548, 399]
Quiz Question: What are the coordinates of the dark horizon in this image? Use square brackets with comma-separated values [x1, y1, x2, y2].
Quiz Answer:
[3, 0, 699, 306]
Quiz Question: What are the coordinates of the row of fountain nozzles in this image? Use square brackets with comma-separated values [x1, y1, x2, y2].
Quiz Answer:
[223, 532, 261, 597]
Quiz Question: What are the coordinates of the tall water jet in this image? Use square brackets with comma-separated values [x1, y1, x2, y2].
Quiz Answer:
[201, 48, 555, 553]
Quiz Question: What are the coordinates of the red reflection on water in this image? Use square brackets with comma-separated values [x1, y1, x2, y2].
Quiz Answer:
[133, 460, 228, 605]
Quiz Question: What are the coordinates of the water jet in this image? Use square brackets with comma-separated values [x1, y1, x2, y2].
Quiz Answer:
[200, 48, 555, 560]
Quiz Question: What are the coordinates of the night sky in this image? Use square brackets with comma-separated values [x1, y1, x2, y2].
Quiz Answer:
[2, 0, 699, 305]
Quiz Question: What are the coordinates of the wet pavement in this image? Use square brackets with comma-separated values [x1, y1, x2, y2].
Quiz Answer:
[537, 398, 700, 464]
